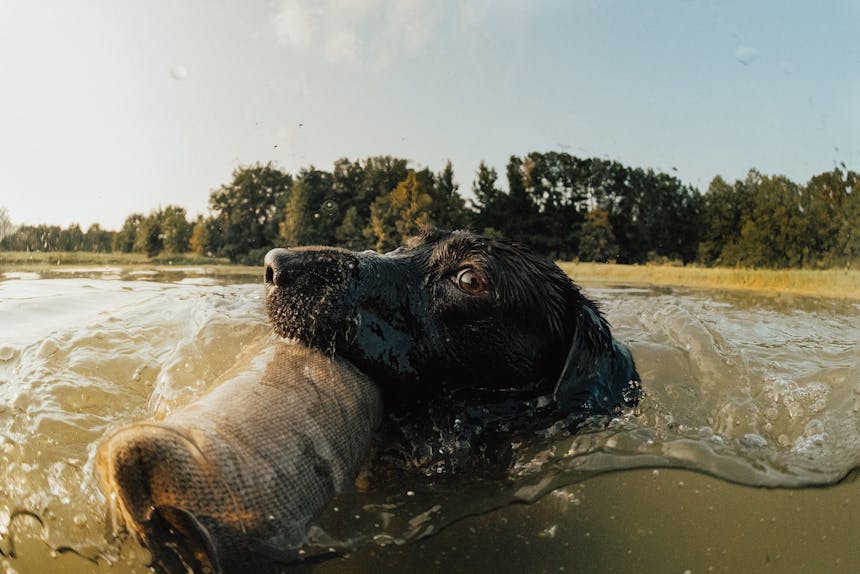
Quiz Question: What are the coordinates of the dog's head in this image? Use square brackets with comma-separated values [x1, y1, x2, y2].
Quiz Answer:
[264, 229, 639, 413]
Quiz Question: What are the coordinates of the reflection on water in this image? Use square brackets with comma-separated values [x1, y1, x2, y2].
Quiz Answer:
[0, 269, 858, 572]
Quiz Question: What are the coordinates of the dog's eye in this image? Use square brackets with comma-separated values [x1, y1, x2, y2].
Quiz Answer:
[455, 268, 488, 295]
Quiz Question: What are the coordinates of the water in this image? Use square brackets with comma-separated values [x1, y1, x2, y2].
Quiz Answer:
[0, 269, 858, 573]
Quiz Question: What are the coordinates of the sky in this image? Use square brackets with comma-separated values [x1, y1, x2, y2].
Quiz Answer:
[1, 0, 859, 230]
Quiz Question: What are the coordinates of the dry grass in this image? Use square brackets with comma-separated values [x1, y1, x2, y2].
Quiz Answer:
[3, 251, 857, 299]
[557, 262, 860, 300]
[0, 251, 264, 280]
[0, 251, 230, 266]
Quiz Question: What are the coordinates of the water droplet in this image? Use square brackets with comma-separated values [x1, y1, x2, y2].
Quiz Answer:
[170, 65, 188, 80]
[734, 45, 759, 65]
[321, 200, 338, 214]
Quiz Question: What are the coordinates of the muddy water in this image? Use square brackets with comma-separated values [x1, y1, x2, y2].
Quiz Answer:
[0, 268, 858, 573]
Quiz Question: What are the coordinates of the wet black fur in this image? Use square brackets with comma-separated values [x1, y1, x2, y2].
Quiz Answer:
[264, 229, 640, 421]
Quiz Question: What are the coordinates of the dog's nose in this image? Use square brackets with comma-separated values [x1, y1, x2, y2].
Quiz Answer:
[264, 248, 291, 286]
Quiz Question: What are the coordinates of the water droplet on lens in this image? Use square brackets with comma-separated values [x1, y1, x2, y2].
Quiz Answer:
[170, 65, 188, 80]
[734, 45, 759, 65]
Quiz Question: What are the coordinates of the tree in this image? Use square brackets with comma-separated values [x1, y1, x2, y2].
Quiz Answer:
[470, 161, 508, 236]
[84, 224, 113, 252]
[335, 206, 367, 250]
[0, 207, 14, 241]
[430, 160, 471, 230]
[365, 170, 433, 251]
[698, 176, 742, 265]
[357, 156, 410, 219]
[366, 193, 395, 252]
[209, 162, 291, 261]
[804, 168, 859, 267]
[59, 224, 85, 251]
[189, 215, 211, 255]
[835, 178, 860, 267]
[391, 171, 433, 240]
[471, 162, 499, 210]
[578, 209, 619, 262]
[732, 172, 805, 268]
[279, 180, 314, 247]
[114, 214, 144, 253]
[134, 213, 163, 256]
[518, 152, 584, 258]
[161, 206, 192, 253]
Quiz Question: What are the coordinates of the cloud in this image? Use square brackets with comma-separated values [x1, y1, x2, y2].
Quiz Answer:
[273, 0, 313, 50]
[271, 0, 449, 66]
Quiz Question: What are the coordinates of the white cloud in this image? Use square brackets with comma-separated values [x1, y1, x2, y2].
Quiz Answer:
[385, 0, 438, 53]
[325, 26, 360, 65]
[273, 0, 313, 50]
[271, 0, 453, 66]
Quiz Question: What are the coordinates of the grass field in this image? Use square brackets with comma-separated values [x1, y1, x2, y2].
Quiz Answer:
[0, 251, 231, 266]
[558, 261, 860, 300]
[2, 251, 857, 300]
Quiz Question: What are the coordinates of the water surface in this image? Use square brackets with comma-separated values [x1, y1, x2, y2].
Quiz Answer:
[0, 268, 858, 572]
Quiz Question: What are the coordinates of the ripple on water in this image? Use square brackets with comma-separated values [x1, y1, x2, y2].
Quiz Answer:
[0, 281, 858, 565]
[0, 279, 267, 561]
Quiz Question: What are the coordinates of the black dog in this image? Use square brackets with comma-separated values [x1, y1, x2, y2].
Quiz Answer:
[264, 229, 640, 470]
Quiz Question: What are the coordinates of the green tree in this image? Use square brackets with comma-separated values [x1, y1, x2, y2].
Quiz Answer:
[279, 180, 315, 247]
[734, 172, 807, 268]
[835, 177, 860, 267]
[518, 152, 584, 258]
[114, 213, 144, 253]
[471, 161, 508, 236]
[189, 215, 211, 255]
[134, 213, 163, 256]
[84, 224, 113, 252]
[357, 156, 410, 219]
[161, 205, 192, 253]
[59, 224, 85, 251]
[698, 176, 744, 265]
[365, 170, 433, 251]
[578, 209, 619, 262]
[391, 171, 433, 240]
[430, 160, 471, 230]
[335, 206, 367, 250]
[0, 207, 14, 242]
[804, 168, 859, 267]
[209, 162, 291, 261]
[366, 193, 395, 252]
[505, 155, 540, 243]
[471, 162, 499, 210]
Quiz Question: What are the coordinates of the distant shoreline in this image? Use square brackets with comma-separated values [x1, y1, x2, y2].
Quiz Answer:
[1, 251, 857, 300]
[559, 261, 860, 301]
[0, 250, 230, 266]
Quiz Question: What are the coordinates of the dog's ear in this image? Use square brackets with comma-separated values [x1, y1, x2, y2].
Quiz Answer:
[552, 302, 641, 414]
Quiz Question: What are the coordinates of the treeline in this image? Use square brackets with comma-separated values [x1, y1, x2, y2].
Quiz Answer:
[698, 169, 858, 268]
[1, 153, 857, 269]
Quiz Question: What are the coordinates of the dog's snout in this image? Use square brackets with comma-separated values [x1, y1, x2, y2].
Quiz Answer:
[264, 248, 291, 286]
[264, 247, 360, 288]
